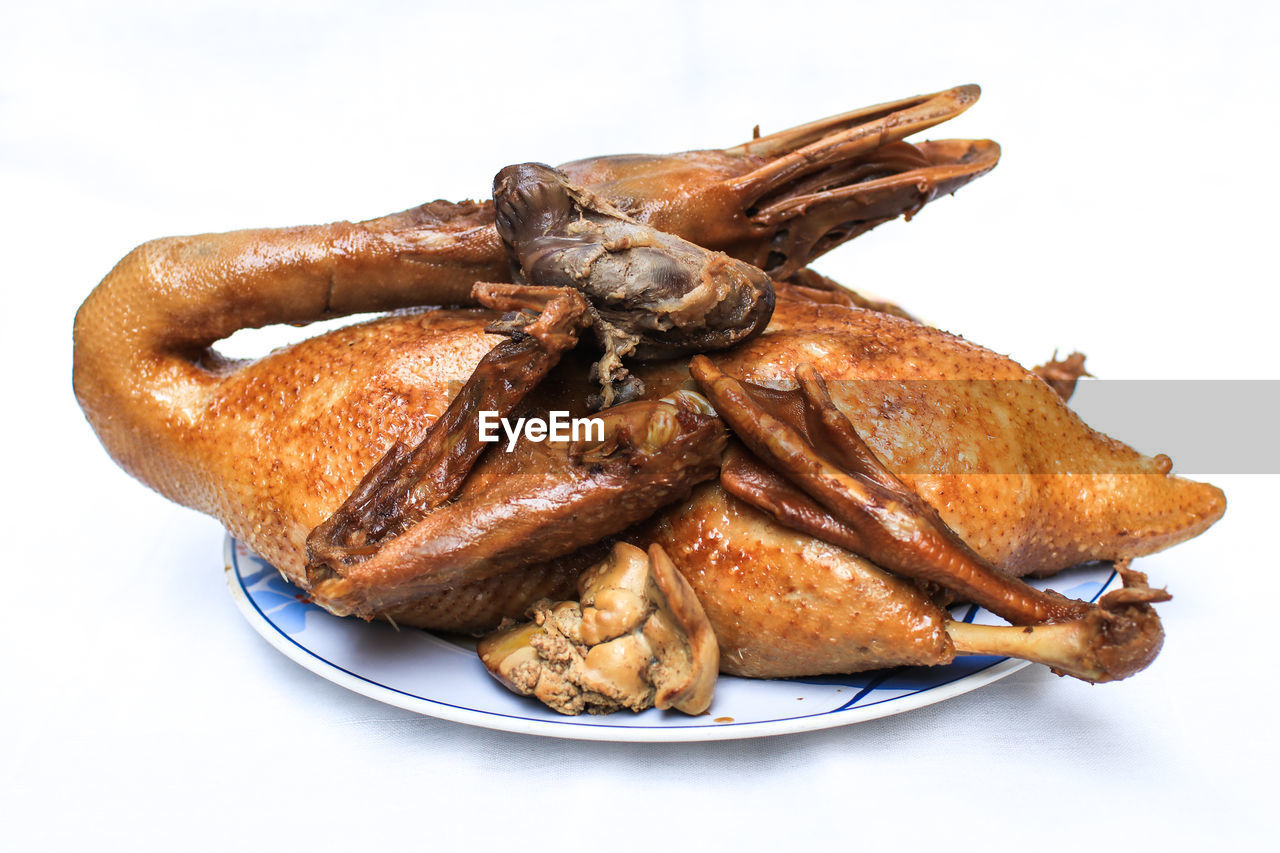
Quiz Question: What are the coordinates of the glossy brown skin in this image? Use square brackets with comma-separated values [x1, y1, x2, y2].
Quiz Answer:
[75, 292, 1224, 672]
[72, 84, 997, 515]
[309, 393, 727, 618]
[71, 88, 1220, 677]
[698, 302, 1226, 575]
[629, 304, 1224, 677]
[692, 363, 1096, 626]
[307, 284, 598, 581]
[684, 357, 1175, 682]
[640, 483, 956, 677]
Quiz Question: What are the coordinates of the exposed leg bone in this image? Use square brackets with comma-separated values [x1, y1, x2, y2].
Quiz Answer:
[692, 355, 1174, 682]
[947, 566, 1170, 682]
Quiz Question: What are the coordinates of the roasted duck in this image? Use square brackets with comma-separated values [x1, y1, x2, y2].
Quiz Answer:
[73, 86, 1224, 716]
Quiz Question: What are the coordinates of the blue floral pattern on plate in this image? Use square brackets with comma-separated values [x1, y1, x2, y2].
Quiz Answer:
[226, 535, 1117, 742]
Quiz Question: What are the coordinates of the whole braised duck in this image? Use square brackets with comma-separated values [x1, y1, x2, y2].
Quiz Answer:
[73, 86, 1224, 715]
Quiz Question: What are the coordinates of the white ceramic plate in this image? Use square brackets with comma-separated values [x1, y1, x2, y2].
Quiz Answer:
[226, 535, 1118, 741]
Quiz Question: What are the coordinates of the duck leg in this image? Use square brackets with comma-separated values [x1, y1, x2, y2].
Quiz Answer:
[691, 356, 1170, 682]
[945, 566, 1167, 683]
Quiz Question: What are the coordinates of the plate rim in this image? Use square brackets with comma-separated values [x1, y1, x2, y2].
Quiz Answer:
[225, 535, 1112, 742]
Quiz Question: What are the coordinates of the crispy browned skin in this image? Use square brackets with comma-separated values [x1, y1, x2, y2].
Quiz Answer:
[776, 267, 917, 320]
[681, 303, 1226, 575]
[74, 297, 1223, 662]
[685, 356, 1174, 682]
[72, 87, 1222, 678]
[306, 284, 597, 580]
[640, 482, 956, 677]
[73, 84, 995, 514]
[692, 364, 1095, 626]
[308, 388, 727, 618]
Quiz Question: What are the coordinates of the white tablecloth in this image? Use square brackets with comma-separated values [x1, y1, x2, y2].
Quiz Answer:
[4, 3, 1274, 848]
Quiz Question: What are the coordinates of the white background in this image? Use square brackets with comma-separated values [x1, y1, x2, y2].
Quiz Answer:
[2, 1, 1276, 849]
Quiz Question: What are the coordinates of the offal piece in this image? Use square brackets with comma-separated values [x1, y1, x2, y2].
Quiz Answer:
[495, 162, 775, 408]
[478, 542, 718, 715]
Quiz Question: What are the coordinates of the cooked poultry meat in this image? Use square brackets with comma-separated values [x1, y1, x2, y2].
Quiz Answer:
[298, 281, 727, 614]
[494, 162, 774, 407]
[478, 542, 718, 715]
[72, 85, 1225, 715]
